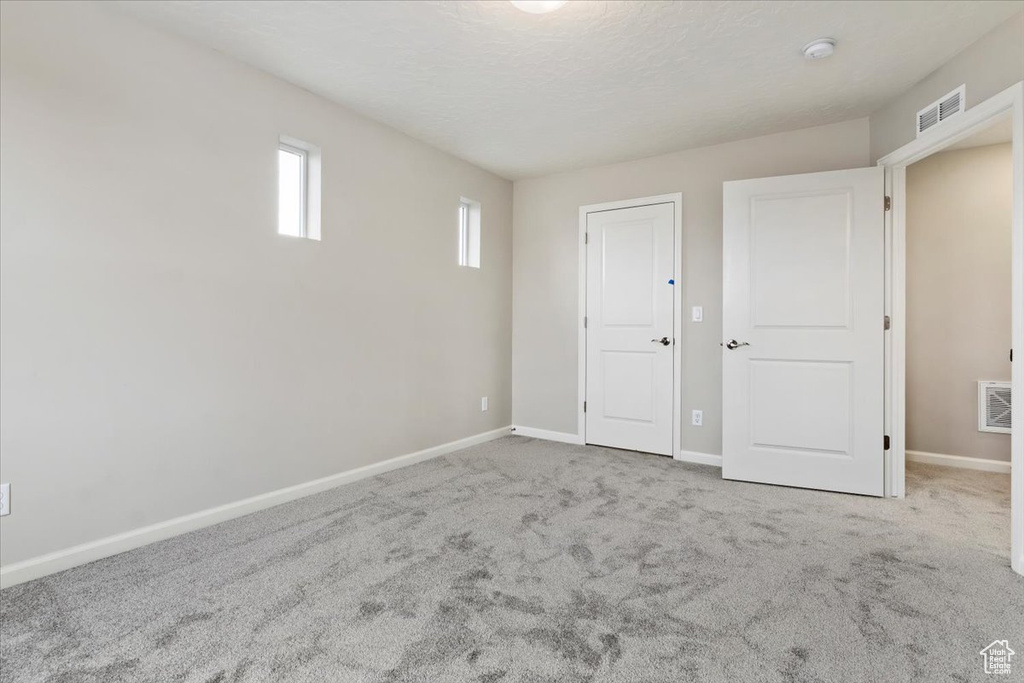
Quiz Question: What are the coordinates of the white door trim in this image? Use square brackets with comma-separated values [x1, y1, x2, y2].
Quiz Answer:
[578, 193, 683, 456]
[878, 81, 1024, 575]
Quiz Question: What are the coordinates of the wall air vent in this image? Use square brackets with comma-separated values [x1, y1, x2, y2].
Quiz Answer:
[938, 88, 962, 120]
[978, 381, 1011, 434]
[916, 85, 966, 137]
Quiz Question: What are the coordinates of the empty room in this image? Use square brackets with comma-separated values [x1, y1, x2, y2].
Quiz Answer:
[0, 1, 1021, 681]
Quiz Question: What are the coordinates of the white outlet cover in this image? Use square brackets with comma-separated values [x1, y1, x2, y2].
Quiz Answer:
[692, 306, 703, 322]
[0, 483, 9, 516]
[692, 410, 703, 426]
[481, 397, 488, 412]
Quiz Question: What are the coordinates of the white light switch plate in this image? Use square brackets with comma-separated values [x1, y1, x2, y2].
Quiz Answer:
[692, 306, 703, 322]
[481, 397, 488, 412]
[0, 483, 9, 516]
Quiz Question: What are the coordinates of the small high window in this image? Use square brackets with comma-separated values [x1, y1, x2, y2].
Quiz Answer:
[278, 136, 321, 240]
[458, 197, 481, 268]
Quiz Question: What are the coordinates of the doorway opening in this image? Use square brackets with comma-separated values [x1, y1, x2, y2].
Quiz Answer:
[880, 82, 1023, 575]
[905, 115, 1012, 471]
[903, 114, 1013, 553]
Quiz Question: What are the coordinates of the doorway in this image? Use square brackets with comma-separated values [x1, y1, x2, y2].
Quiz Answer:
[905, 117, 1012, 471]
[881, 82, 1024, 575]
[718, 82, 1022, 574]
[578, 194, 682, 457]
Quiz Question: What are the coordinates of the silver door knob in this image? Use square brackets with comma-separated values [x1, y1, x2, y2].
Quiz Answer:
[725, 339, 750, 350]
[651, 337, 671, 346]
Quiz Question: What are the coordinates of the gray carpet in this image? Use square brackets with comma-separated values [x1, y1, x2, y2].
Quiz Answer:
[1, 436, 1021, 682]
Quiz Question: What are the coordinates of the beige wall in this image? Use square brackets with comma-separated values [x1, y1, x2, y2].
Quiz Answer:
[0, 1, 513, 567]
[511, 119, 870, 454]
[869, 12, 1023, 162]
[906, 143, 1013, 462]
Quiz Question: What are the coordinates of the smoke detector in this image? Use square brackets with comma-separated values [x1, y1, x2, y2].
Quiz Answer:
[802, 38, 836, 60]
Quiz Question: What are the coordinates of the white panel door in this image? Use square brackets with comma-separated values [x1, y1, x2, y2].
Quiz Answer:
[586, 203, 674, 456]
[723, 167, 885, 496]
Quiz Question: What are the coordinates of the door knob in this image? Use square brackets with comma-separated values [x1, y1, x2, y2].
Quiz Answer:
[725, 339, 750, 350]
[651, 337, 671, 346]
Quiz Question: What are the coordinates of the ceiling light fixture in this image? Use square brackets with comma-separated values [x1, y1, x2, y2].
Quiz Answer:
[510, 0, 568, 14]
[802, 38, 836, 60]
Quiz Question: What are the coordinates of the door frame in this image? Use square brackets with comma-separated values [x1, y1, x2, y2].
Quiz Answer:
[578, 193, 683, 456]
[878, 81, 1023, 575]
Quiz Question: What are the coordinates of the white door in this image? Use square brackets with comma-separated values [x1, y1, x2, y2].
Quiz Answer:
[722, 167, 885, 496]
[586, 202, 675, 456]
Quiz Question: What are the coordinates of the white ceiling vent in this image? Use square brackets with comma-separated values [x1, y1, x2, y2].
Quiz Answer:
[978, 381, 1011, 434]
[917, 85, 965, 137]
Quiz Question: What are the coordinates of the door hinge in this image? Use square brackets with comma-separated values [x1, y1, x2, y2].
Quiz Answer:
[584, 316, 588, 329]
[884, 196, 891, 211]
[884, 315, 891, 330]
[583, 401, 587, 413]
[884, 435, 890, 451]
[584, 232, 589, 244]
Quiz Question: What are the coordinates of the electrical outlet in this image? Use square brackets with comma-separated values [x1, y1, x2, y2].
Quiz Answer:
[481, 396, 488, 412]
[691, 410, 703, 427]
[0, 483, 9, 516]
[691, 306, 703, 323]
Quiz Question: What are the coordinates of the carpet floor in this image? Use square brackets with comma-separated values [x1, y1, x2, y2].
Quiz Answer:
[1, 436, 1021, 682]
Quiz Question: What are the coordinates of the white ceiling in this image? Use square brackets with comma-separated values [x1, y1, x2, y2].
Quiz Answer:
[108, 1, 1022, 179]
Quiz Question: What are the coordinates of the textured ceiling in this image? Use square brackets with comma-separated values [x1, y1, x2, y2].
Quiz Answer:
[107, 1, 1022, 179]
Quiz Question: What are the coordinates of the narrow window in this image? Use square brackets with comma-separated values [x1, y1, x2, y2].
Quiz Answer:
[458, 200, 470, 266]
[278, 136, 321, 240]
[278, 144, 305, 237]
[458, 197, 481, 268]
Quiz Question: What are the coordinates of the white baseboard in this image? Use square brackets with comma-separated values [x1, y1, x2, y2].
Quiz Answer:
[906, 450, 1011, 474]
[510, 426, 584, 445]
[676, 450, 723, 467]
[0, 426, 511, 589]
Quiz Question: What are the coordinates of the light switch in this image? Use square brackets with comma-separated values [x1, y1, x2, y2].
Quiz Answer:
[691, 306, 703, 323]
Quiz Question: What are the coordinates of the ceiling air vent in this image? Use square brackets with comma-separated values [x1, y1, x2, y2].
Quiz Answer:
[916, 85, 966, 137]
[978, 381, 1011, 434]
